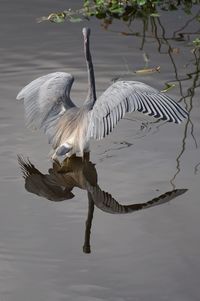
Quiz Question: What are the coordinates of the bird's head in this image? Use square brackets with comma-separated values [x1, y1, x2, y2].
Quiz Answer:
[82, 27, 91, 43]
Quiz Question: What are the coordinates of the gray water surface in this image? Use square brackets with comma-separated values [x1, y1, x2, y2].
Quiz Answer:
[0, 1, 200, 300]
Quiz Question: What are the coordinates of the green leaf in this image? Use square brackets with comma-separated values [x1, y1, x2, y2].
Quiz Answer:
[69, 16, 83, 22]
[161, 83, 176, 93]
[109, 7, 125, 14]
[150, 13, 160, 17]
[137, 0, 146, 6]
[193, 38, 200, 47]
[47, 13, 66, 23]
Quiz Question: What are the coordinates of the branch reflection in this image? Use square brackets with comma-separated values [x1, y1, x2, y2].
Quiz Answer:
[18, 155, 187, 254]
[109, 12, 199, 188]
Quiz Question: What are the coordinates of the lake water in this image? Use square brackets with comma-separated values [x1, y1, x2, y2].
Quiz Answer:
[0, 1, 200, 300]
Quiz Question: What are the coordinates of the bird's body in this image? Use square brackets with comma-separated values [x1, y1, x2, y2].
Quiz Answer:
[17, 28, 188, 160]
[52, 105, 91, 158]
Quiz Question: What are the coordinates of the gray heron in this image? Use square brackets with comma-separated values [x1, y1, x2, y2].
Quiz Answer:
[17, 28, 188, 160]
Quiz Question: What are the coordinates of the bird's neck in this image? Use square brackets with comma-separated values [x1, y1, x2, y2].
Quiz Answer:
[84, 38, 96, 106]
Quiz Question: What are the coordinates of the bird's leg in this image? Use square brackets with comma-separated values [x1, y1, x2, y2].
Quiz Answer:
[83, 192, 94, 254]
[83, 151, 90, 162]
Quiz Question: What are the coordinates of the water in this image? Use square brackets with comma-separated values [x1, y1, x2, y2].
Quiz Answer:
[0, 1, 200, 300]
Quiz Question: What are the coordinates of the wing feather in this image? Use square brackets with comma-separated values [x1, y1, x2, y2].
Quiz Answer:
[87, 183, 187, 214]
[88, 81, 188, 139]
[17, 72, 75, 143]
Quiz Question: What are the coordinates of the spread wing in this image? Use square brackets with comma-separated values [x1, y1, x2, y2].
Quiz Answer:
[16, 72, 75, 143]
[87, 186, 187, 214]
[18, 156, 74, 202]
[88, 81, 188, 139]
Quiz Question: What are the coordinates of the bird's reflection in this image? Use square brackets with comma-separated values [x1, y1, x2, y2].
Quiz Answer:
[18, 155, 187, 253]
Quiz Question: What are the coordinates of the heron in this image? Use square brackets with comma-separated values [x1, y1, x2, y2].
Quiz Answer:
[17, 27, 188, 160]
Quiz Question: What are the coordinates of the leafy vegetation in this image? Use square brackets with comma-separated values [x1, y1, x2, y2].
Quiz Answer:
[37, 0, 200, 25]
[83, 0, 200, 21]
[193, 37, 200, 48]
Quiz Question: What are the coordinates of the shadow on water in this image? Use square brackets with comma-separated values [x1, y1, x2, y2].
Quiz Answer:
[18, 155, 187, 254]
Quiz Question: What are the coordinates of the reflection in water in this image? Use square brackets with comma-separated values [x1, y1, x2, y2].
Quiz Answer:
[18, 156, 187, 253]
[194, 161, 200, 175]
[170, 47, 200, 188]
[110, 11, 200, 188]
